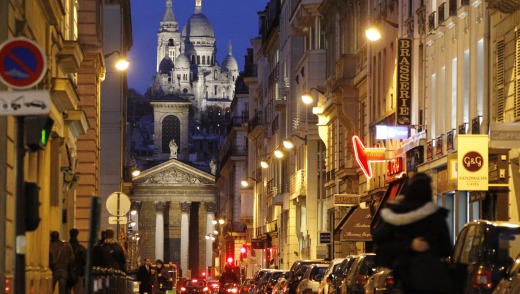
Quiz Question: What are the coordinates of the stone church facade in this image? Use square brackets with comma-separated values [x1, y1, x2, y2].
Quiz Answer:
[132, 160, 216, 278]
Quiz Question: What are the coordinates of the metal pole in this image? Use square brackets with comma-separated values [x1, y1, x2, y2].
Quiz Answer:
[85, 196, 100, 294]
[14, 116, 25, 293]
[116, 192, 120, 241]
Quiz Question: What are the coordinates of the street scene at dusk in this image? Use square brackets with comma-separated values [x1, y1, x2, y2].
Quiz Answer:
[2, 0, 520, 293]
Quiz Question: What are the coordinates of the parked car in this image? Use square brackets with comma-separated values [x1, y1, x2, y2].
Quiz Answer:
[220, 282, 240, 294]
[341, 253, 377, 294]
[179, 279, 209, 293]
[265, 270, 287, 294]
[252, 269, 275, 294]
[285, 260, 332, 294]
[250, 269, 270, 293]
[317, 258, 344, 294]
[364, 267, 400, 294]
[329, 255, 358, 294]
[493, 251, 520, 293]
[272, 271, 290, 294]
[296, 263, 329, 294]
[450, 220, 520, 293]
[240, 278, 254, 294]
[207, 279, 220, 293]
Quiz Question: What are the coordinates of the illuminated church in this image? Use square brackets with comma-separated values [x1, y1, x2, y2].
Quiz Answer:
[129, 0, 239, 275]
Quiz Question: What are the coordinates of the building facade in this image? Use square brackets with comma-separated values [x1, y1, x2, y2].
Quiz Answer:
[0, 0, 129, 291]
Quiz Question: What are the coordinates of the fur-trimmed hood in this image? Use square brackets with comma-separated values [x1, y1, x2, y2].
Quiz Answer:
[380, 201, 441, 226]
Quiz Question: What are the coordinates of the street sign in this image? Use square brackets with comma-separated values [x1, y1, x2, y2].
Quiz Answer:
[251, 239, 264, 249]
[0, 91, 50, 116]
[319, 231, 331, 244]
[0, 38, 47, 89]
[108, 216, 128, 224]
[106, 192, 131, 216]
[333, 194, 360, 206]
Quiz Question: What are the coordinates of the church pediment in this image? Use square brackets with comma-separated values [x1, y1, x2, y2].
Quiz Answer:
[133, 159, 214, 185]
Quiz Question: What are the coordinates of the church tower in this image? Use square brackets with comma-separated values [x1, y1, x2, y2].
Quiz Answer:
[150, 0, 236, 168]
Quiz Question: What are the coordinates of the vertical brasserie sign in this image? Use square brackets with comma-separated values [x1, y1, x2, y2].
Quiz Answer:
[397, 38, 412, 125]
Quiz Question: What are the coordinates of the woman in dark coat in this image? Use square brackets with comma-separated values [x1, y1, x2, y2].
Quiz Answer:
[152, 259, 171, 294]
[372, 172, 453, 293]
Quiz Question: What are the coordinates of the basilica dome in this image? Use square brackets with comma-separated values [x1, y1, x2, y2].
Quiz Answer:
[175, 53, 190, 69]
[159, 56, 174, 74]
[222, 42, 238, 72]
[222, 55, 238, 72]
[181, 12, 214, 38]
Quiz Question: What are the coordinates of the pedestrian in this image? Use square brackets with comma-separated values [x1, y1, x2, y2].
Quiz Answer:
[152, 259, 172, 294]
[92, 229, 106, 267]
[136, 257, 153, 294]
[218, 264, 239, 285]
[93, 228, 127, 272]
[49, 231, 75, 294]
[372, 172, 453, 293]
[69, 228, 87, 294]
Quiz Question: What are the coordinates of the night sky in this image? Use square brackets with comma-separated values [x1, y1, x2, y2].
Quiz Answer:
[128, 0, 268, 94]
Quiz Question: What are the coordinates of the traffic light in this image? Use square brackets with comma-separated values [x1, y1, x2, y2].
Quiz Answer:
[226, 256, 234, 265]
[240, 245, 247, 261]
[24, 182, 40, 231]
[24, 116, 54, 151]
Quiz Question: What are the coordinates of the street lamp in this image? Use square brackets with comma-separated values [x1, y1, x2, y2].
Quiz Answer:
[365, 18, 399, 41]
[282, 134, 308, 149]
[301, 87, 325, 105]
[104, 50, 130, 71]
[241, 177, 257, 187]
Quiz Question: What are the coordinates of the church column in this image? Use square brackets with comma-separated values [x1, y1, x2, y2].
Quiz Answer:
[131, 201, 142, 232]
[204, 202, 216, 269]
[155, 201, 167, 261]
[180, 202, 191, 277]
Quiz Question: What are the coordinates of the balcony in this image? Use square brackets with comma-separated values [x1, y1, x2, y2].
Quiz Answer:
[227, 115, 248, 135]
[248, 111, 264, 133]
[290, 169, 306, 200]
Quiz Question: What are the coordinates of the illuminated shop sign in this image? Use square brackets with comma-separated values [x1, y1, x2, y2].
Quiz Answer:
[457, 135, 488, 191]
[375, 125, 409, 140]
[352, 136, 386, 179]
[397, 38, 412, 126]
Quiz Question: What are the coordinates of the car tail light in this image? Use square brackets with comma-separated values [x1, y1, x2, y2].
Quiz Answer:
[354, 274, 368, 285]
[203, 286, 209, 292]
[473, 267, 493, 289]
[180, 286, 187, 292]
[385, 276, 395, 288]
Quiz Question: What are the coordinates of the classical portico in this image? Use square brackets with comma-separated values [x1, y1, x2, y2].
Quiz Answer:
[131, 159, 216, 277]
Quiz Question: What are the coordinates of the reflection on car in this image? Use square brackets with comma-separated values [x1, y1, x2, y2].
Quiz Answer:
[296, 263, 329, 294]
[494, 252, 520, 293]
[450, 220, 520, 294]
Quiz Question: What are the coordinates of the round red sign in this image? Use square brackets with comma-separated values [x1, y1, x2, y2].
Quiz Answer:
[0, 38, 47, 89]
[462, 151, 484, 172]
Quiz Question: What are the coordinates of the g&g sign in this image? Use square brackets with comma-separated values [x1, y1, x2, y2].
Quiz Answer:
[457, 135, 488, 190]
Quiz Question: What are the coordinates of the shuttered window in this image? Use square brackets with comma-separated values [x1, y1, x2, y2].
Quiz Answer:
[496, 40, 504, 122]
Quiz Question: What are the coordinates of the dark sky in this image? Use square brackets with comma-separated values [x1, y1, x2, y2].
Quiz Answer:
[128, 0, 268, 94]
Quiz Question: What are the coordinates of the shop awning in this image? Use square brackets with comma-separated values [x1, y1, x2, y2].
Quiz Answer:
[340, 206, 373, 241]
[336, 177, 407, 242]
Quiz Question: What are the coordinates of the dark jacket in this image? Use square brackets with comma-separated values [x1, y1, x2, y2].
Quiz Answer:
[372, 200, 453, 293]
[69, 239, 87, 276]
[92, 238, 126, 272]
[153, 266, 171, 294]
[136, 264, 153, 293]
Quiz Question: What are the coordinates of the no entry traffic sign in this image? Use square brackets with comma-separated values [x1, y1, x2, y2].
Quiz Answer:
[0, 38, 47, 89]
